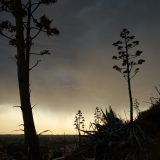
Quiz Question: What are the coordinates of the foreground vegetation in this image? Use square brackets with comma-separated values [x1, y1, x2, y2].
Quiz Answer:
[68, 96, 160, 160]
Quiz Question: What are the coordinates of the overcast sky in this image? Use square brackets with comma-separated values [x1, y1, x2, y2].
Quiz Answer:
[0, 0, 160, 134]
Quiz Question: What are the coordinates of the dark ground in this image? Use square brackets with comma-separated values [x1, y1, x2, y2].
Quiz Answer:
[0, 135, 77, 160]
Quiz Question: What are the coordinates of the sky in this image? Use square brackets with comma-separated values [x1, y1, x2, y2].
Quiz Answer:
[0, 0, 160, 134]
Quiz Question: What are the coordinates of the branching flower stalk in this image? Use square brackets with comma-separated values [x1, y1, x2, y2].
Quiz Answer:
[112, 28, 145, 124]
[94, 107, 102, 125]
[74, 110, 85, 147]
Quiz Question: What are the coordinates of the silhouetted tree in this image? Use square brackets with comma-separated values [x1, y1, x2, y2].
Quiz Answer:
[0, 0, 59, 159]
[74, 110, 85, 147]
[112, 28, 145, 124]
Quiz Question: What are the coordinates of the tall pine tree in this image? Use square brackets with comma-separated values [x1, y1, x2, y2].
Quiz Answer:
[0, 0, 59, 159]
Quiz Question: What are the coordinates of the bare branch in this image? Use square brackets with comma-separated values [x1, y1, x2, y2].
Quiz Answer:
[0, 31, 13, 40]
[13, 105, 21, 108]
[31, 27, 42, 40]
[30, 52, 43, 56]
[155, 86, 160, 95]
[11, 129, 24, 132]
[31, 14, 39, 25]
[29, 59, 41, 71]
[30, 50, 51, 56]
[30, 26, 50, 34]
[31, 2, 42, 14]
[32, 104, 37, 109]
[39, 130, 53, 135]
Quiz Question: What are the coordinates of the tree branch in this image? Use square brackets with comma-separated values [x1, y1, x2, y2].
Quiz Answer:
[130, 72, 137, 79]
[12, 129, 24, 132]
[31, 2, 42, 14]
[39, 130, 53, 135]
[155, 86, 160, 95]
[29, 59, 41, 71]
[0, 31, 13, 40]
[13, 105, 21, 108]
[31, 27, 42, 40]
[30, 50, 51, 56]
[32, 104, 37, 109]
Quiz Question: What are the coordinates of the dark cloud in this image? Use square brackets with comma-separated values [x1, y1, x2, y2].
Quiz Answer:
[0, 0, 160, 119]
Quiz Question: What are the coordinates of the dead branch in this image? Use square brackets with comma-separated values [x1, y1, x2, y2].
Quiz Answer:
[29, 59, 41, 71]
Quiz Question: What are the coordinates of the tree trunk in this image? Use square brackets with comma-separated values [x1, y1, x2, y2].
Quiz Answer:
[127, 76, 133, 124]
[126, 61, 133, 124]
[78, 129, 81, 147]
[125, 38, 134, 124]
[15, 0, 41, 159]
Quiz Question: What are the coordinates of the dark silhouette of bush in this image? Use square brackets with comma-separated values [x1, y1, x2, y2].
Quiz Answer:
[71, 107, 152, 160]
[136, 101, 160, 137]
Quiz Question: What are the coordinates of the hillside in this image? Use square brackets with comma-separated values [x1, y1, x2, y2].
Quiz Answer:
[136, 101, 160, 137]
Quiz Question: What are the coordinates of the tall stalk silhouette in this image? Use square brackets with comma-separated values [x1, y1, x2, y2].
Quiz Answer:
[112, 28, 145, 123]
[74, 110, 85, 147]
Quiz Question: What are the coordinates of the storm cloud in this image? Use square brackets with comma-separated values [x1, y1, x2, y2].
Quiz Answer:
[0, 0, 160, 133]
